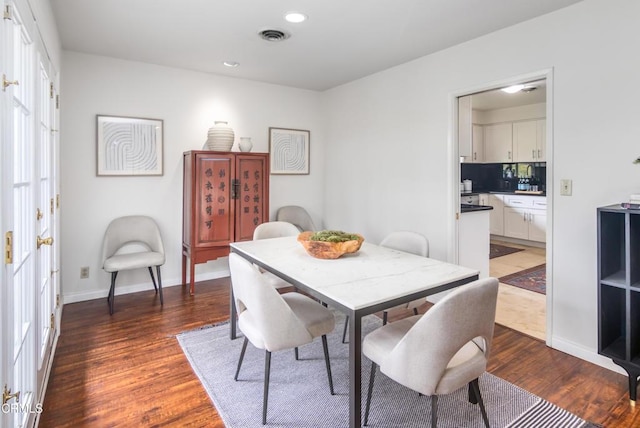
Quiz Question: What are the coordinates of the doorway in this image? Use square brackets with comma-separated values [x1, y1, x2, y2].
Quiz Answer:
[455, 71, 552, 344]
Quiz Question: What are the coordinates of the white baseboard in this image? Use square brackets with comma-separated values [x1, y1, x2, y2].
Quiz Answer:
[551, 335, 626, 376]
[62, 269, 231, 304]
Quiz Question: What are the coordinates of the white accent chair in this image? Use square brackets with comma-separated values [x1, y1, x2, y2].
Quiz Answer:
[363, 277, 499, 427]
[229, 253, 335, 425]
[275, 205, 318, 232]
[342, 231, 429, 342]
[102, 215, 165, 315]
[253, 221, 301, 290]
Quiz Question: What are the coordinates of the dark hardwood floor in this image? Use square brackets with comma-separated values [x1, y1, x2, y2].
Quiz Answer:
[40, 278, 638, 427]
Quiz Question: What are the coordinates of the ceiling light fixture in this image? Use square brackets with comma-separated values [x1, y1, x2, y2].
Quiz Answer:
[501, 84, 525, 94]
[284, 12, 307, 23]
[223, 61, 239, 67]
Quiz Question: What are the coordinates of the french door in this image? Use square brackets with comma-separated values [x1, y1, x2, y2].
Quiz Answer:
[1, 1, 59, 427]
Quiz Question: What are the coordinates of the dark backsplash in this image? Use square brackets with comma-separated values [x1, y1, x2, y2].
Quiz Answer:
[461, 162, 546, 192]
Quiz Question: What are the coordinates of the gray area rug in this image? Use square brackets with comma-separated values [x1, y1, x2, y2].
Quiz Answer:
[177, 313, 591, 427]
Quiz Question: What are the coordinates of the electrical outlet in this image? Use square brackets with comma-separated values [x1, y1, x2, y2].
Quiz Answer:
[560, 179, 572, 196]
[80, 266, 89, 279]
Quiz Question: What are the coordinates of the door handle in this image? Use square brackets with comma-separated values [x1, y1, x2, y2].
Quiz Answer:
[37, 236, 53, 249]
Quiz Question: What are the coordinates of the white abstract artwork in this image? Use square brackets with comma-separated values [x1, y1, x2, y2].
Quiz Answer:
[269, 127, 310, 175]
[97, 116, 163, 176]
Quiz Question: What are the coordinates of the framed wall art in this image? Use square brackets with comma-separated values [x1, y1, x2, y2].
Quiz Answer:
[269, 127, 310, 175]
[96, 115, 164, 176]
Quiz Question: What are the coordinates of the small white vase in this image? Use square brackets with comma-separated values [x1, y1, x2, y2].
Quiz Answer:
[206, 121, 234, 151]
[239, 137, 253, 152]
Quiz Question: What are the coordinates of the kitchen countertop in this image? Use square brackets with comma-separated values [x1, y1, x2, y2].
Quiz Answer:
[461, 190, 546, 197]
[460, 204, 493, 213]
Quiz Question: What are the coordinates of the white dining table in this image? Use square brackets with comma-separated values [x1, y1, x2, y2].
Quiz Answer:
[229, 236, 479, 428]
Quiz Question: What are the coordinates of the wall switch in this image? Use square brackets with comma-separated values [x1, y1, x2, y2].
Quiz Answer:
[560, 179, 572, 196]
[80, 266, 89, 279]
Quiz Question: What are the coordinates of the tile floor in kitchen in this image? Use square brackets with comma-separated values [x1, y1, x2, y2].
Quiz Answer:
[490, 240, 546, 341]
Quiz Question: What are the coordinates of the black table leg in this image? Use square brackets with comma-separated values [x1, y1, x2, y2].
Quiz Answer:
[349, 310, 362, 427]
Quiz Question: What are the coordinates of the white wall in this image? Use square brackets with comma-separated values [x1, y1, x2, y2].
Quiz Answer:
[322, 0, 640, 368]
[60, 52, 324, 302]
[476, 102, 546, 124]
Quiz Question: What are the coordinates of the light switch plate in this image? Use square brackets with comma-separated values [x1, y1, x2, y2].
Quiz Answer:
[560, 179, 572, 196]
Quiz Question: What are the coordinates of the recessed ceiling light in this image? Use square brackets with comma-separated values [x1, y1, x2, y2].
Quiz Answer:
[284, 12, 307, 23]
[501, 84, 525, 94]
[223, 61, 239, 67]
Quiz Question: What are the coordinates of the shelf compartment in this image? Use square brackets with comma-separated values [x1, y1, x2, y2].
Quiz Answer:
[599, 284, 626, 360]
[598, 210, 626, 283]
[601, 271, 627, 288]
[631, 214, 640, 287]
[631, 291, 640, 361]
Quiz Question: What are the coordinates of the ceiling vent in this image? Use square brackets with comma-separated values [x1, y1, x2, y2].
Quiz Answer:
[258, 28, 290, 42]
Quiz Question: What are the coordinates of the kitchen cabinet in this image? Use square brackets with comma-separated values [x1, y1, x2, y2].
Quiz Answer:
[503, 195, 546, 242]
[483, 123, 512, 163]
[513, 119, 546, 162]
[182, 150, 269, 294]
[458, 96, 472, 158]
[470, 124, 485, 163]
[459, 209, 490, 279]
[487, 194, 504, 235]
[597, 205, 640, 402]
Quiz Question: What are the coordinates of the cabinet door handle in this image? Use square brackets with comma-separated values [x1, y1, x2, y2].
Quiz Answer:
[538, 149, 542, 158]
[508, 151, 512, 160]
[532, 149, 536, 159]
[473, 152, 477, 160]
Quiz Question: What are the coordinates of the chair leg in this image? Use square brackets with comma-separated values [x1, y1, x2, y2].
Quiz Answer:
[294, 347, 299, 360]
[413, 307, 419, 316]
[148, 267, 158, 292]
[431, 395, 438, 428]
[382, 311, 388, 325]
[234, 337, 248, 381]
[156, 266, 163, 305]
[470, 378, 490, 428]
[364, 362, 377, 426]
[263, 351, 272, 425]
[321, 335, 334, 395]
[468, 382, 478, 404]
[342, 316, 349, 343]
[108, 272, 118, 315]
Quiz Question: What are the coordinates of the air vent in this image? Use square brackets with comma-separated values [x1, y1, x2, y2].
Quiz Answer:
[258, 28, 290, 42]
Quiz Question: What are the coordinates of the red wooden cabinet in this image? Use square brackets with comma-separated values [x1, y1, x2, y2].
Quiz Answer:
[182, 151, 269, 294]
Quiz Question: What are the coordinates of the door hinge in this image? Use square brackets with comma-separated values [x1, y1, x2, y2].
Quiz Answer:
[50, 82, 54, 99]
[56, 294, 60, 307]
[56, 94, 59, 109]
[56, 194, 60, 209]
[50, 198, 54, 214]
[456, 213, 460, 220]
[2, 384, 20, 405]
[50, 313, 55, 329]
[3, 5, 12, 20]
[4, 231, 13, 264]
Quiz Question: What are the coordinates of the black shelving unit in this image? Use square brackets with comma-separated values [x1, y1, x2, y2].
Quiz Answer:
[598, 204, 640, 402]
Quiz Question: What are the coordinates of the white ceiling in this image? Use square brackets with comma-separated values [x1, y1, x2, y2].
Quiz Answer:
[50, 0, 583, 91]
[472, 80, 547, 111]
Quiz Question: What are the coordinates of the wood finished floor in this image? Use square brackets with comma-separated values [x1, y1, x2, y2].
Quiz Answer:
[491, 240, 546, 340]
[40, 278, 639, 427]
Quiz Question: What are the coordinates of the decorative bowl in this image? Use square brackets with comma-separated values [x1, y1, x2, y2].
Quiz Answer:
[297, 231, 364, 259]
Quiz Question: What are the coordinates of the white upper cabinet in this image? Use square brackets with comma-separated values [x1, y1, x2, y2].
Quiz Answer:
[513, 119, 546, 162]
[471, 124, 484, 163]
[483, 123, 513, 163]
[458, 96, 472, 158]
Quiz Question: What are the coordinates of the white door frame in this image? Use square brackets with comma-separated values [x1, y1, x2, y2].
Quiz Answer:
[449, 68, 554, 346]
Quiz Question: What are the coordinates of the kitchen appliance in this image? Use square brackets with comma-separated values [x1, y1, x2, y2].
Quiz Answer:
[463, 179, 472, 192]
[461, 194, 479, 205]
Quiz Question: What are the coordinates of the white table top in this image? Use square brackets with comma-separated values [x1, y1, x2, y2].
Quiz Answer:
[230, 236, 479, 311]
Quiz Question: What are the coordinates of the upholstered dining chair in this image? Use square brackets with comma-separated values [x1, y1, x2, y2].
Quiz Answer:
[229, 253, 335, 425]
[101, 215, 165, 315]
[342, 230, 429, 342]
[275, 205, 318, 232]
[253, 221, 301, 290]
[363, 277, 499, 427]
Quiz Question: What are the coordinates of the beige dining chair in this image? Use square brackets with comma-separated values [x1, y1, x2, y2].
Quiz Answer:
[342, 231, 429, 342]
[275, 205, 318, 232]
[362, 277, 499, 427]
[253, 221, 301, 290]
[102, 215, 165, 315]
[229, 253, 336, 425]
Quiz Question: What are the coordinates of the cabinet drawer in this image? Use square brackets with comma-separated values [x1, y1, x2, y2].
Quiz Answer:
[505, 195, 546, 208]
